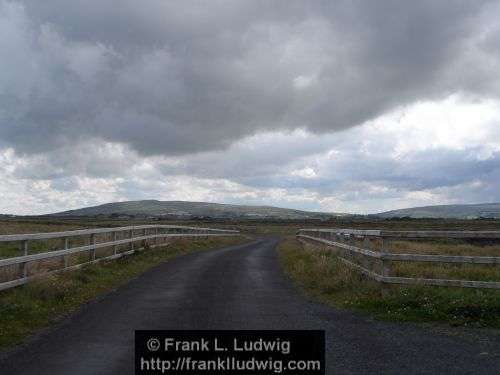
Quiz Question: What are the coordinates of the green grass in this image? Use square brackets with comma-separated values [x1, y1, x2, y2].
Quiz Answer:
[278, 237, 500, 329]
[0, 221, 87, 259]
[0, 236, 246, 350]
[0, 221, 85, 236]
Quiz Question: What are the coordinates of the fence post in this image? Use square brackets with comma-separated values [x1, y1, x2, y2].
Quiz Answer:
[349, 235, 356, 262]
[90, 234, 96, 262]
[344, 234, 350, 258]
[20, 240, 28, 278]
[130, 230, 134, 252]
[113, 232, 118, 255]
[63, 237, 69, 269]
[381, 237, 391, 271]
[363, 236, 370, 249]
[349, 234, 355, 246]
[362, 236, 371, 271]
[380, 237, 392, 296]
[155, 227, 159, 246]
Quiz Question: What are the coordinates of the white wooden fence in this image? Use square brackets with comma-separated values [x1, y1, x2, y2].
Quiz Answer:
[297, 228, 500, 290]
[0, 225, 239, 291]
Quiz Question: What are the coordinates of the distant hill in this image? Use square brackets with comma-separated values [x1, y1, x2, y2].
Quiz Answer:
[50, 200, 340, 220]
[377, 203, 500, 219]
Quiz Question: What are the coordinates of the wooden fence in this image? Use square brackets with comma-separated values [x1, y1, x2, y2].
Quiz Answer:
[297, 228, 500, 290]
[0, 225, 239, 291]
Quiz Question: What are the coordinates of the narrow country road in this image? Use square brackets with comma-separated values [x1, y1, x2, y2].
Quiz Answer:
[1, 237, 499, 374]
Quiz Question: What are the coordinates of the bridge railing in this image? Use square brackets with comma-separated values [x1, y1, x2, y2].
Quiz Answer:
[0, 225, 239, 291]
[297, 228, 500, 290]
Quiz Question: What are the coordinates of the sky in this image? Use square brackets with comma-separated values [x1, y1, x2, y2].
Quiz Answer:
[1, 0, 500, 215]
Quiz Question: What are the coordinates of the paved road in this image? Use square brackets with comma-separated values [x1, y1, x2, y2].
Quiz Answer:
[1, 237, 499, 374]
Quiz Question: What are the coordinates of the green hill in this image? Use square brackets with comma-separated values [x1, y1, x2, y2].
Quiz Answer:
[377, 203, 500, 219]
[50, 200, 339, 220]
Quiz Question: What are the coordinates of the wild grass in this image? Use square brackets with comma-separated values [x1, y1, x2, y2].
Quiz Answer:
[0, 236, 246, 350]
[278, 236, 500, 329]
[0, 221, 88, 259]
[368, 237, 500, 256]
[341, 236, 500, 282]
[0, 221, 85, 235]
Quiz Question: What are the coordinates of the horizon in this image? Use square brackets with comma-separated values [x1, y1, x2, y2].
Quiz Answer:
[2, 1, 500, 215]
[3, 198, 500, 217]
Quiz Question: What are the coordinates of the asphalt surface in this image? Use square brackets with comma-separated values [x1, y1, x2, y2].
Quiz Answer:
[1, 237, 499, 374]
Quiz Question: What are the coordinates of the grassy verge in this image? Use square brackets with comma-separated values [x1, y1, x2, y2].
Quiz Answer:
[278, 236, 500, 329]
[0, 236, 246, 350]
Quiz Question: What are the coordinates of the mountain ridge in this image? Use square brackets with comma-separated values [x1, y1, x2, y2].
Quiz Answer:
[49, 200, 341, 220]
[376, 202, 500, 219]
[46, 200, 500, 220]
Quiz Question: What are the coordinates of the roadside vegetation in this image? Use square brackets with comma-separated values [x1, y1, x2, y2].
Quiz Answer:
[346, 236, 500, 282]
[0, 236, 246, 350]
[278, 236, 500, 329]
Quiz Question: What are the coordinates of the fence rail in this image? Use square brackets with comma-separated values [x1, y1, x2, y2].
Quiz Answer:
[297, 228, 500, 290]
[0, 225, 239, 291]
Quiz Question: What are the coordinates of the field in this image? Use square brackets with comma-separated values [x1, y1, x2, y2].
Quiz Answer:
[1, 216, 500, 333]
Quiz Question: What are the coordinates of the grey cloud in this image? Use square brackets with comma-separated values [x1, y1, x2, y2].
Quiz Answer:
[155, 134, 500, 201]
[50, 176, 80, 192]
[1, 0, 499, 158]
[11, 141, 136, 180]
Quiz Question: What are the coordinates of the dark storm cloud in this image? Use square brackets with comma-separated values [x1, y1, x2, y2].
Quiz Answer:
[1, 0, 499, 157]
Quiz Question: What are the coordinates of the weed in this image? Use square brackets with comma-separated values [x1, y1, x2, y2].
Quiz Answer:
[278, 236, 500, 329]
